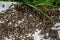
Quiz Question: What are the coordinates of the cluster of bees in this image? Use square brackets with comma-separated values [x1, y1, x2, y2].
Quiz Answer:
[0, 3, 60, 40]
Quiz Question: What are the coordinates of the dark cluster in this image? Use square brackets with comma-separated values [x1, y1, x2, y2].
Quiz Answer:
[0, 3, 60, 40]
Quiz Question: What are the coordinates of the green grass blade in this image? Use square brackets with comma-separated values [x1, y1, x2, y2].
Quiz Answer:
[26, 3, 52, 21]
[35, 3, 59, 7]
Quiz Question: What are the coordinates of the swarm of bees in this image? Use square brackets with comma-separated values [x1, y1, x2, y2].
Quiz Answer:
[0, 3, 60, 40]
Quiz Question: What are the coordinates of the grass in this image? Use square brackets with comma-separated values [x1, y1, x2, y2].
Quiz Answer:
[0, 0, 60, 23]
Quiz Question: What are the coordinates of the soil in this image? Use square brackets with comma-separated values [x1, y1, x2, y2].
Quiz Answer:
[0, 3, 60, 40]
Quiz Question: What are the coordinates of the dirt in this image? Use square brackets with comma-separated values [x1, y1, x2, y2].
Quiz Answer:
[0, 3, 60, 40]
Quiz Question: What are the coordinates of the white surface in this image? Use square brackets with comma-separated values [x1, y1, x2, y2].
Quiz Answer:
[54, 23, 60, 27]
[52, 23, 60, 30]
[5, 37, 12, 40]
[34, 29, 41, 40]
[0, 2, 16, 12]
[58, 31, 60, 38]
